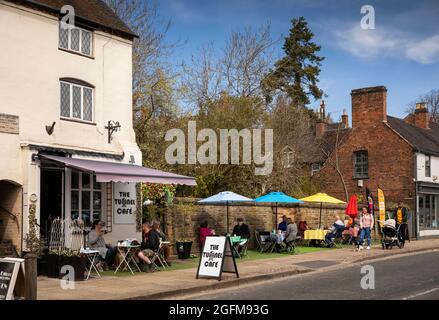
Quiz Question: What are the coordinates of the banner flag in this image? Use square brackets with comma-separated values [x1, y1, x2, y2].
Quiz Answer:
[377, 188, 386, 227]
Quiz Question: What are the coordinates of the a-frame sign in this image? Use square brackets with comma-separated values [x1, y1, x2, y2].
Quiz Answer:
[196, 236, 239, 281]
[0, 257, 25, 300]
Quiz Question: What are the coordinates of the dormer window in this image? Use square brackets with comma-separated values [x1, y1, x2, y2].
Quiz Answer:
[59, 23, 93, 57]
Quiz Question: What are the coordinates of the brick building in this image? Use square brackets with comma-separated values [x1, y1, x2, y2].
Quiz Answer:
[313, 86, 439, 238]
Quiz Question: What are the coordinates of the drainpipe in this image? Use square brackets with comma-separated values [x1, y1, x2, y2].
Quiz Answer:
[414, 152, 419, 240]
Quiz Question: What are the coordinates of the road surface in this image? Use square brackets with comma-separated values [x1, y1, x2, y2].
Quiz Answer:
[189, 251, 439, 300]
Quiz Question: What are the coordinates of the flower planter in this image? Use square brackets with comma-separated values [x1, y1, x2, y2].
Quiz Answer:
[176, 241, 192, 259]
[46, 254, 59, 278]
[59, 255, 87, 281]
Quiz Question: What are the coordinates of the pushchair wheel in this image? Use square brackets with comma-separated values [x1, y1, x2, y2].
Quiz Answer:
[398, 241, 404, 249]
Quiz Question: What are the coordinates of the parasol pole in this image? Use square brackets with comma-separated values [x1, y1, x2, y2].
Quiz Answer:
[226, 201, 229, 234]
[319, 202, 323, 229]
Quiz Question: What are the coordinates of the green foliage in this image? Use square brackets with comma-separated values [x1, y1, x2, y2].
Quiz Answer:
[24, 204, 44, 257]
[262, 17, 324, 106]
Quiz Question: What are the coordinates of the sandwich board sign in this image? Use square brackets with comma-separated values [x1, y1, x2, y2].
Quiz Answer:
[0, 257, 25, 300]
[196, 236, 239, 281]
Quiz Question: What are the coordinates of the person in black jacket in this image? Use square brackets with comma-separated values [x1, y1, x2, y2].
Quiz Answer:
[232, 217, 251, 239]
[137, 222, 159, 272]
[232, 217, 250, 254]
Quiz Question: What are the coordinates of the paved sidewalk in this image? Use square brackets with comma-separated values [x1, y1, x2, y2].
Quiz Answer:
[37, 238, 439, 300]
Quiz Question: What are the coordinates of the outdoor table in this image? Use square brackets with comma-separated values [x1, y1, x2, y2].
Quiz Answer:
[304, 229, 329, 247]
[80, 248, 101, 280]
[114, 244, 141, 275]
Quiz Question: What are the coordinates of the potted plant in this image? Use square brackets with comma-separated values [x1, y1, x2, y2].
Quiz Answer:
[24, 204, 46, 275]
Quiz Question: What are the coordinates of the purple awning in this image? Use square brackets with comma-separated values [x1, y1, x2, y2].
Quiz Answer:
[40, 155, 196, 186]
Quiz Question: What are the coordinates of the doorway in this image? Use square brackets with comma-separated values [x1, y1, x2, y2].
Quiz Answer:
[40, 169, 64, 239]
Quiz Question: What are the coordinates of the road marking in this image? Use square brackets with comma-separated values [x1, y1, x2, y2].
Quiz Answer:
[403, 287, 439, 300]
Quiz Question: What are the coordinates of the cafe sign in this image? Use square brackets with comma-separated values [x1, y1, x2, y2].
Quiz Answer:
[113, 182, 136, 224]
[196, 236, 239, 281]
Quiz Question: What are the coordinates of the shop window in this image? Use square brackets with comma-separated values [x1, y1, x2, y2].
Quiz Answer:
[60, 80, 94, 122]
[353, 150, 368, 179]
[419, 194, 438, 230]
[71, 171, 103, 226]
[59, 23, 93, 56]
[425, 155, 431, 178]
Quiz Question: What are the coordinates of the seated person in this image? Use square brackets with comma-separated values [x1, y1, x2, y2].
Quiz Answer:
[152, 220, 172, 265]
[137, 222, 160, 272]
[278, 215, 288, 232]
[232, 217, 251, 254]
[284, 218, 298, 244]
[199, 221, 215, 250]
[298, 220, 309, 238]
[88, 220, 116, 271]
[324, 216, 345, 247]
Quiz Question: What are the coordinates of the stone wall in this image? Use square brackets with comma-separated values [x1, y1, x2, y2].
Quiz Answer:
[165, 198, 347, 253]
[0, 180, 22, 256]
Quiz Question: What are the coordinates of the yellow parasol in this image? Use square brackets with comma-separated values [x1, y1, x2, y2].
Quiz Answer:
[299, 193, 346, 229]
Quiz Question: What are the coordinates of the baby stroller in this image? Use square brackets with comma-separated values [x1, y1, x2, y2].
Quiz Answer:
[381, 219, 403, 249]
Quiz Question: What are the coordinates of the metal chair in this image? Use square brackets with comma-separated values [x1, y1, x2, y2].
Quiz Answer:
[150, 240, 168, 268]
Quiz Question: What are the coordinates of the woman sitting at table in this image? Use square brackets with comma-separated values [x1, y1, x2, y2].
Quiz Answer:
[88, 220, 116, 271]
[199, 221, 215, 250]
[284, 218, 298, 245]
[324, 216, 345, 247]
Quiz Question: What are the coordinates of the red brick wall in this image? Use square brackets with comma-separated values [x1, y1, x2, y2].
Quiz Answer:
[318, 86, 416, 209]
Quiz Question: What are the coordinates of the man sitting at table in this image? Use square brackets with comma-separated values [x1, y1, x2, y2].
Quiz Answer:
[137, 222, 159, 272]
[232, 217, 250, 254]
[152, 220, 172, 266]
[324, 216, 346, 247]
[278, 215, 288, 232]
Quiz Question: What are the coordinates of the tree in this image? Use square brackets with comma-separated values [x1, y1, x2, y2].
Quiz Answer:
[406, 89, 439, 123]
[262, 17, 324, 107]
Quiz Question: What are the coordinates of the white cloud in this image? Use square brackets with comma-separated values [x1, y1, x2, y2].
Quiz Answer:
[333, 23, 439, 64]
[406, 35, 439, 64]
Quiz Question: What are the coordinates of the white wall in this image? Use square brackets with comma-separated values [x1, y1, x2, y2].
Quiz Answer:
[0, 2, 142, 245]
[416, 152, 439, 183]
[0, 2, 140, 157]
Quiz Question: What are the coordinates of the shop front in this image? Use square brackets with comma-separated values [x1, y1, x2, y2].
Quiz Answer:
[37, 153, 196, 245]
[417, 182, 439, 237]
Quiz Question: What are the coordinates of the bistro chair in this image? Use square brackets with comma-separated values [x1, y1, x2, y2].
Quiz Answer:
[151, 240, 168, 269]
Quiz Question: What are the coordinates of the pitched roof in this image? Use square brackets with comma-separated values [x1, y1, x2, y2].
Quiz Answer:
[6, 0, 137, 40]
[387, 116, 439, 157]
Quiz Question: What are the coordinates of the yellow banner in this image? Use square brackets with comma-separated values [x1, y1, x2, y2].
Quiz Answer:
[377, 188, 385, 227]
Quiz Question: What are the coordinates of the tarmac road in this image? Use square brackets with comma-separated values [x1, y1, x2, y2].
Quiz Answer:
[191, 250, 439, 300]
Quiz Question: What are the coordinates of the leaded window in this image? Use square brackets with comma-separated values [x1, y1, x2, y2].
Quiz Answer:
[58, 22, 93, 57]
[60, 81, 94, 122]
[71, 171, 103, 226]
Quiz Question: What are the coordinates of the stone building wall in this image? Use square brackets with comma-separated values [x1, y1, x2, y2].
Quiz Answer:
[0, 180, 22, 256]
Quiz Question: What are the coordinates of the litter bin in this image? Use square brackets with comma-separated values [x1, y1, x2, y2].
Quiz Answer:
[176, 241, 192, 259]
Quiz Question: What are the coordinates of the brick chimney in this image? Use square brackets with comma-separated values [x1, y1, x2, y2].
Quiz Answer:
[351, 86, 387, 129]
[341, 109, 349, 128]
[414, 102, 430, 129]
[316, 100, 327, 139]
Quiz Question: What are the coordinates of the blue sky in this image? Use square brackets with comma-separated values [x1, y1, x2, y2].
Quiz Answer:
[156, 0, 439, 121]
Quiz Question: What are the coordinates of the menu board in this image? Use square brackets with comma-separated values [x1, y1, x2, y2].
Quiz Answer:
[0, 258, 24, 300]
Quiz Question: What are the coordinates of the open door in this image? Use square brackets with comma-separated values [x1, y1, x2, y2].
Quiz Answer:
[40, 169, 64, 240]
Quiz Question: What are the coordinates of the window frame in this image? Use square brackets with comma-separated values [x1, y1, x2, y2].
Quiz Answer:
[70, 171, 105, 226]
[58, 22, 94, 58]
[353, 150, 369, 179]
[425, 155, 431, 178]
[311, 163, 322, 176]
[60, 80, 94, 123]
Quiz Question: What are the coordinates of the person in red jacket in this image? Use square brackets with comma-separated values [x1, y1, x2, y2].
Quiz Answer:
[199, 221, 215, 249]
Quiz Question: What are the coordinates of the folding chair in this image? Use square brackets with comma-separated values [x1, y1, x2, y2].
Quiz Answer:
[150, 241, 168, 268]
